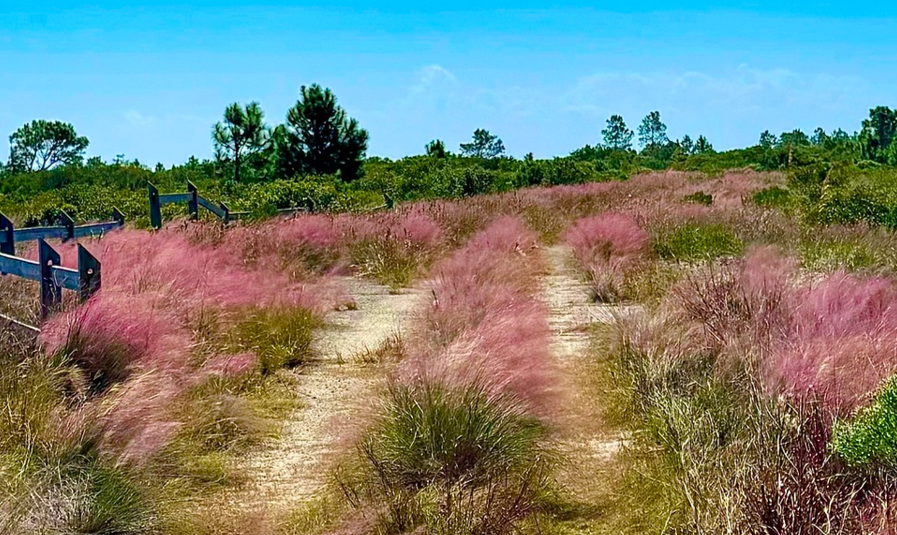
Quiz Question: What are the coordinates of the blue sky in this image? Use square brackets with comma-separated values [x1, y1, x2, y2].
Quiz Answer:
[1, 2, 895, 166]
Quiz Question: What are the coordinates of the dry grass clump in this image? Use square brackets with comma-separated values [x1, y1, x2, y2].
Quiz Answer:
[330, 217, 559, 534]
[606, 245, 897, 533]
[564, 213, 650, 302]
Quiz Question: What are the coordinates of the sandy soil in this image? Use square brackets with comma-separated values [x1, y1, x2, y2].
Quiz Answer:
[541, 245, 632, 493]
[232, 276, 423, 512]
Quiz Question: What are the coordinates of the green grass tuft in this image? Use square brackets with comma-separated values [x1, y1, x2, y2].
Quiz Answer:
[832, 375, 897, 468]
[337, 380, 554, 535]
[653, 223, 743, 261]
[682, 190, 713, 206]
[231, 306, 321, 373]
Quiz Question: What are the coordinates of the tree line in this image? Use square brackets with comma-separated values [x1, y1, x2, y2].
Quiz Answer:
[2, 83, 897, 225]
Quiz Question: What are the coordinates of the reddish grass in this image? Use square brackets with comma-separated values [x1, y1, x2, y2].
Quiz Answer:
[669, 246, 897, 411]
[564, 213, 649, 301]
[35, 225, 345, 463]
[398, 216, 557, 417]
[772, 272, 897, 410]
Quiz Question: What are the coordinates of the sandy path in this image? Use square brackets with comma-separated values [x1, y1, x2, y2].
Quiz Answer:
[233, 276, 422, 511]
[541, 245, 632, 494]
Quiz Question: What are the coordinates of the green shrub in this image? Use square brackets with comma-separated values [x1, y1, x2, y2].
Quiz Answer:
[682, 190, 713, 206]
[752, 186, 791, 208]
[832, 376, 897, 468]
[338, 381, 553, 535]
[800, 237, 876, 272]
[231, 306, 320, 372]
[653, 223, 743, 261]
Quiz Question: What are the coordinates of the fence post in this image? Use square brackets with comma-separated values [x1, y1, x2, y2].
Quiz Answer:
[220, 201, 231, 223]
[38, 239, 62, 318]
[77, 244, 101, 301]
[0, 212, 14, 257]
[58, 211, 75, 241]
[148, 182, 162, 229]
[112, 207, 125, 227]
[187, 181, 199, 219]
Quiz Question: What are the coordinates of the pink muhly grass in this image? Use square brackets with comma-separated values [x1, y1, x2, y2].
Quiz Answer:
[201, 352, 259, 379]
[55, 228, 336, 316]
[39, 223, 344, 463]
[40, 294, 190, 388]
[564, 213, 649, 302]
[226, 214, 346, 275]
[387, 209, 443, 249]
[398, 217, 558, 417]
[564, 213, 649, 265]
[100, 372, 185, 464]
[665, 247, 897, 410]
[769, 272, 897, 410]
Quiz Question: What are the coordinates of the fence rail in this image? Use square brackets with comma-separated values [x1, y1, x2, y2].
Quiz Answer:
[0, 211, 114, 330]
[0, 210, 124, 257]
[0, 240, 101, 322]
[148, 181, 306, 228]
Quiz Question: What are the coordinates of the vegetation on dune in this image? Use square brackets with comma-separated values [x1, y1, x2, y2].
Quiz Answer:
[10, 84, 897, 533]
[5, 91, 897, 235]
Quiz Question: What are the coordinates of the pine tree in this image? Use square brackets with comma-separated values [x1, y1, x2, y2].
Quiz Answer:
[212, 102, 270, 183]
[601, 115, 634, 151]
[277, 84, 369, 182]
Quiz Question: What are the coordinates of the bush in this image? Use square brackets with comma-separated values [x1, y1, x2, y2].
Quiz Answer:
[752, 185, 791, 209]
[832, 376, 897, 468]
[231, 306, 320, 372]
[654, 223, 743, 261]
[338, 381, 552, 535]
[682, 190, 713, 205]
[800, 236, 877, 272]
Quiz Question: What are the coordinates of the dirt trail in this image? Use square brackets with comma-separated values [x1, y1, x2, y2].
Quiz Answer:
[233, 276, 422, 512]
[541, 245, 631, 496]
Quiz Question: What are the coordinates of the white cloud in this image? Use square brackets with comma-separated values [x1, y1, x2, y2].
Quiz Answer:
[411, 64, 457, 94]
[561, 65, 866, 119]
[123, 110, 155, 127]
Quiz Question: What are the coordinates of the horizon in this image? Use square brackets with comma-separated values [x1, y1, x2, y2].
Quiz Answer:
[2, 2, 895, 166]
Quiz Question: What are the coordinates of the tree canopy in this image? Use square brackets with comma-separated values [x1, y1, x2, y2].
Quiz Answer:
[213, 102, 270, 183]
[8, 120, 89, 172]
[638, 111, 668, 149]
[426, 139, 447, 158]
[860, 106, 897, 162]
[459, 129, 505, 158]
[601, 115, 634, 151]
[277, 84, 369, 182]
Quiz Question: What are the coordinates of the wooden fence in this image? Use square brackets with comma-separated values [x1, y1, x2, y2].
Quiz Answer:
[0, 210, 124, 257]
[0, 211, 119, 330]
[0, 240, 102, 323]
[148, 181, 309, 228]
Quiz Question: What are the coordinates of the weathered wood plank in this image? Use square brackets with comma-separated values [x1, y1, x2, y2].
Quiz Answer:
[197, 196, 226, 219]
[149, 182, 162, 229]
[14, 226, 68, 242]
[39, 240, 62, 318]
[57, 211, 75, 241]
[0, 213, 13, 254]
[159, 192, 193, 205]
[187, 181, 199, 218]
[77, 244, 101, 299]
[51, 265, 80, 292]
[0, 253, 41, 281]
[73, 221, 123, 239]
